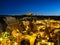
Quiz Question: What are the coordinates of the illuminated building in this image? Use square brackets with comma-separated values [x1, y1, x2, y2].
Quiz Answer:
[0, 14, 60, 45]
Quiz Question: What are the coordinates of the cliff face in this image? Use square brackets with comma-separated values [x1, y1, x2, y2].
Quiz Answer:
[0, 17, 7, 32]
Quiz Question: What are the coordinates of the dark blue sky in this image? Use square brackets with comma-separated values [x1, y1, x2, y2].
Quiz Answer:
[0, 0, 60, 15]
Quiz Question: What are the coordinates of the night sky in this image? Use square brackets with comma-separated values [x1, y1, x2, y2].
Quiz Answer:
[0, 0, 60, 16]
